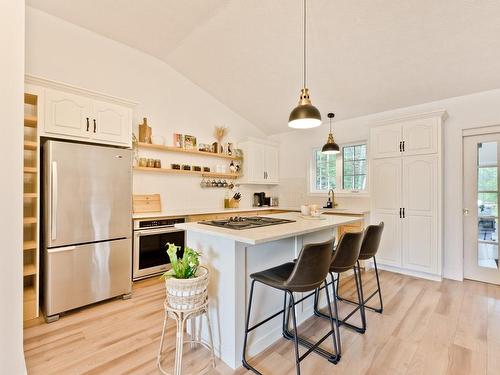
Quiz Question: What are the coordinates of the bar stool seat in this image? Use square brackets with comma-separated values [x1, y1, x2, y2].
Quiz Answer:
[250, 262, 296, 290]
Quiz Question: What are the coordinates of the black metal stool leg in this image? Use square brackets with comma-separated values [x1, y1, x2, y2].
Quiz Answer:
[329, 272, 342, 356]
[353, 264, 367, 332]
[242, 280, 262, 374]
[287, 291, 301, 375]
[373, 257, 384, 313]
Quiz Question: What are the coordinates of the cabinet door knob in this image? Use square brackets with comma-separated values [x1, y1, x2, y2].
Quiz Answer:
[86, 117, 90, 131]
[402, 140, 405, 152]
[399, 141, 402, 152]
[399, 207, 402, 218]
[93, 119, 97, 133]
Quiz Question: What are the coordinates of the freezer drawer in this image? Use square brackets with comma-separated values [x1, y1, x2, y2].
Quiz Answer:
[44, 238, 132, 317]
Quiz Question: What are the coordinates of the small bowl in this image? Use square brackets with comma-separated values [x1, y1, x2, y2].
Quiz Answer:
[300, 205, 311, 216]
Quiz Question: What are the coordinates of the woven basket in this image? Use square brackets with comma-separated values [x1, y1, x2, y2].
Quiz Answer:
[164, 266, 209, 311]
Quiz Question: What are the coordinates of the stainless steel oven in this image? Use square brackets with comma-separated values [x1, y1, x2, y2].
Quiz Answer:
[133, 217, 185, 280]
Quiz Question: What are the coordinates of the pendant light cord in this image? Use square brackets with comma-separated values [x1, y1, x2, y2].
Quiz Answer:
[303, 0, 307, 89]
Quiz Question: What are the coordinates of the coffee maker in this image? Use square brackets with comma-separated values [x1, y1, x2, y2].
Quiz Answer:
[253, 192, 267, 207]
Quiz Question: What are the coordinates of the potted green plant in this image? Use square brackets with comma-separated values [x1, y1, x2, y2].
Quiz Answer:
[161, 243, 209, 310]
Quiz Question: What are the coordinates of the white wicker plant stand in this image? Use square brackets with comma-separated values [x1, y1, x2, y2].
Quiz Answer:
[157, 266, 216, 375]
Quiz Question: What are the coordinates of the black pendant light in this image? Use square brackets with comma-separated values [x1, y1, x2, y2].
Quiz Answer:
[321, 113, 340, 154]
[288, 0, 322, 129]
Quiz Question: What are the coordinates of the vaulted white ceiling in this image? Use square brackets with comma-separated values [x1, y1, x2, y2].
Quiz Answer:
[27, 0, 500, 134]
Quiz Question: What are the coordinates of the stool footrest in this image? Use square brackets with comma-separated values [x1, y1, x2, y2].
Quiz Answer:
[283, 328, 339, 363]
[337, 290, 383, 313]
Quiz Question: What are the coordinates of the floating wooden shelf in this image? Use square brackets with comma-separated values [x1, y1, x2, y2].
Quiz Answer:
[23, 264, 37, 277]
[24, 115, 37, 128]
[133, 166, 240, 179]
[24, 167, 37, 174]
[24, 193, 37, 198]
[24, 285, 36, 301]
[138, 142, 241, 160]
[24, 140, 37, 150]
[23, 217, 37, 225]
[23, 240, 37, 251]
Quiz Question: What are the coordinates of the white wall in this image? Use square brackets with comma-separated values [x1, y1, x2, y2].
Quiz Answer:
[0, 0, 27, 373]
[272, 88, 500, 281]
[26, 7, 272, 210]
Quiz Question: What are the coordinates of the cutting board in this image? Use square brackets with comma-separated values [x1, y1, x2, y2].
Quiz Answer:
[133, 194, 161, 213]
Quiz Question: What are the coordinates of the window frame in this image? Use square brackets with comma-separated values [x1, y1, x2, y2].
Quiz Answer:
[309, 141, 370, 197]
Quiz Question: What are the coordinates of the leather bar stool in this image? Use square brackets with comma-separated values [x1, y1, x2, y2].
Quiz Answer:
[242, 239, 339, 375]
[337, 222, 385, 315]
[313, 231, 366, 344]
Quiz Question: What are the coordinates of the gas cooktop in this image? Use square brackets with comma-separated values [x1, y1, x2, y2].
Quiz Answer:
[199, 216, 295, 230]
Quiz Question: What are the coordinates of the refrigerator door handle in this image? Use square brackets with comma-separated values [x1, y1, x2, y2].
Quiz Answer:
[47, 245, 76, 254]
[51, 161, 58, 241]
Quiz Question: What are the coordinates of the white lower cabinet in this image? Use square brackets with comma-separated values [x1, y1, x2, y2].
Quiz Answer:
[370, 111, 445, 279]
[401, 155, 438, 274]
[372, 212, 402, 267]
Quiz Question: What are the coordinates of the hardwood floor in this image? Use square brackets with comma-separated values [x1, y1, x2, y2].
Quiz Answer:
[24, 270, 499, 374]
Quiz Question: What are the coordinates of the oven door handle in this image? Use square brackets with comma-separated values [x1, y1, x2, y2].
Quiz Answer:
[135, 227, 184, 236]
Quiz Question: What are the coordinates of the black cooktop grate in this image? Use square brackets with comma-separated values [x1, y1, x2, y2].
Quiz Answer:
[199, 216, 295, 230]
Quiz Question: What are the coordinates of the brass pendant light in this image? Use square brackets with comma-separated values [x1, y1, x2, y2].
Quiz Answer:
[321, 113, 340, 154]
[288, 0, 322, 129]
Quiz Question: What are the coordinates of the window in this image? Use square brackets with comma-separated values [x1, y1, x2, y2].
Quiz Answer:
[310, 143, 368, 194]
[342, 144, 367, 190]
[313, 150, 337, 191]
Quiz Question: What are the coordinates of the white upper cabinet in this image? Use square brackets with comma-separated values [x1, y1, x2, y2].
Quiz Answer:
[92, 100, 131, 145]
[402, 118, 439, 156]
[370, 116, 440, 158]
[264, 145, 279, 184]
[240, 139, 279, 184]
[370, 123, 402, 159]
[29, 76, 135, 147]
[45, 89, 92, 138]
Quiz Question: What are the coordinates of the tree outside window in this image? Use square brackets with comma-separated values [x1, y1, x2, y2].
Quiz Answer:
[343, 144, 366, 190]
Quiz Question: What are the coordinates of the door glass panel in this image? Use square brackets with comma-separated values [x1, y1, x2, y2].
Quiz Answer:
[477, 142, 499, 269]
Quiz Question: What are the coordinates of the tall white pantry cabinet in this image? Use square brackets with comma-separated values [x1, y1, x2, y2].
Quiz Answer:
[369, 110, 447, 280]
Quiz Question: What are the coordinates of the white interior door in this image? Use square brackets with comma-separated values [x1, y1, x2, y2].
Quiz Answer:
[371, 157, 402, 266]
[464, 134, 500, 285]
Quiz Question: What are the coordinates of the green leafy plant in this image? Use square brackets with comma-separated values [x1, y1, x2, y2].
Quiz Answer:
[161, 243, 201, 279]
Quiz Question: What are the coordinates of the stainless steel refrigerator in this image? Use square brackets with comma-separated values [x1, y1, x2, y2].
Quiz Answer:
[43, 140, 132, 321]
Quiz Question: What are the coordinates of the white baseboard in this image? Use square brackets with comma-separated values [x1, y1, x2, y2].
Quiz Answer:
[372, 262, 442, 282]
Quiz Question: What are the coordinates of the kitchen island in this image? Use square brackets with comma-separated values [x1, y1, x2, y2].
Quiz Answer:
[175, 212, 363, 369]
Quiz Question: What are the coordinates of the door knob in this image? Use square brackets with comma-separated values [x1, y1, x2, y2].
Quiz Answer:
[463, 208, 469, 216]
